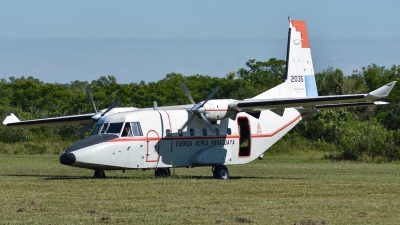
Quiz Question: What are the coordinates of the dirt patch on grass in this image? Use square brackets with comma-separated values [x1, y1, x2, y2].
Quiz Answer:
[354, 211, 375, 217]
[16, 208, 29, 213]
[234, 217, 255, 223]
[87, 209, 99, 214]
[101, 216, 112, 223]
[293, 219, 327, 225]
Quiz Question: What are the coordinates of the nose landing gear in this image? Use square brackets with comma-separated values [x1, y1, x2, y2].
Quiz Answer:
[93, 169, 106, 179]
[155, 168, 171, 178]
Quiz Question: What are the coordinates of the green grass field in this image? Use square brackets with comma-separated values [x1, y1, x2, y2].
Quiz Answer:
[1, 154, 400, 224]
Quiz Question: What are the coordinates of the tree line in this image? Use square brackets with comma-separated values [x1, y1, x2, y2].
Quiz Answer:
[1, 58, 400, 161]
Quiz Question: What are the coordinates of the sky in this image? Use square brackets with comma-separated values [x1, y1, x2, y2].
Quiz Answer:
[0, 0, 399, 84]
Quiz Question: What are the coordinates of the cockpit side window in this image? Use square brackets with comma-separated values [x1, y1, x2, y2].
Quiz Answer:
[121, 122, 133, 137]
[120, 122, 143, 137]
[131, 122, 143, 136]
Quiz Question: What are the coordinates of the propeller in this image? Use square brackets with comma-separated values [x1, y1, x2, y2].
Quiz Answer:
[77, 88, 121, 137]
[180, 83, 220, 135]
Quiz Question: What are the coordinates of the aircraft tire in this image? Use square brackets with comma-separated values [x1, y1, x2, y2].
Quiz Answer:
[164, 168, 171, 177]
[213, 165, 229, 180]
[155, 168, 171, 178]
[93, 169, 105, 179]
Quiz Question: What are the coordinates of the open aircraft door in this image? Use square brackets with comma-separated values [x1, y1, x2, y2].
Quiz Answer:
[146, 130, 160, 162]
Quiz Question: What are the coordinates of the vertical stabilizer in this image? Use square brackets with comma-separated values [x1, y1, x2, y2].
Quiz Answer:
[253, 18, 318, 99]
[286, 19, 318, 97]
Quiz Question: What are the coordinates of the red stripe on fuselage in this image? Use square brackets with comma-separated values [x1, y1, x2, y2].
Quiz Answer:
[107, 113, 306, 142]
[252, 113, 306, 138]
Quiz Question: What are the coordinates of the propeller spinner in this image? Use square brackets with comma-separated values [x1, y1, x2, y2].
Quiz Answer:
[180, 83, 220, 135]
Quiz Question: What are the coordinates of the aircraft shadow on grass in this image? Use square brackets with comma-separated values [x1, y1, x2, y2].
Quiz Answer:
[3, 173, 304, 180]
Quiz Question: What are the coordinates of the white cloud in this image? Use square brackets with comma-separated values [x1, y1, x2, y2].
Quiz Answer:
[327, 54, 338, 62]
[38, 61, 59, 72]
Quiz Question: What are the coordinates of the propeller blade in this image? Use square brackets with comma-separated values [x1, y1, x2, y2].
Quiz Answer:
[77, 121, 96, 137]
[181, 83, 195, 104]
[202, 86, 220, 106]
[85, 88, 97, 113]
[101, 99, 121, 116]
[199, 113, 216, 135]
[180, 113, 196, 131]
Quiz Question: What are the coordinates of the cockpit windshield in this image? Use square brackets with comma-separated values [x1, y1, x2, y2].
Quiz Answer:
[90, 121, 143, 137]
[108, 123, 124, 133]
[90, 123, 103, 136]
[99, 123, 124, 134]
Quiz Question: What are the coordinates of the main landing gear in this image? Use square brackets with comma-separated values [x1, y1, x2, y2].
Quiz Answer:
[155, 168, 171, 178]
[93, 169, 106, 179]
[213, 165, 229, 180]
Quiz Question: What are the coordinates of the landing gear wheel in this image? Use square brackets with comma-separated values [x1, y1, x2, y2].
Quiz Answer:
[155, 168, 171, 178]
[93, 169, 105, 179]
[213, 165, 229, 180]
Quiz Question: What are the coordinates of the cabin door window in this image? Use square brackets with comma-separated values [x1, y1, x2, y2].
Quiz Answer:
[238, 117, 251, 157]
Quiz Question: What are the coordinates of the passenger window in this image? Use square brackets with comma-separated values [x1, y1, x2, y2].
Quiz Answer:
[214, 128, 219, 135]
[178, 129, 183, 136]
[227, 128, 232, 135]
[166, 129, 171, 137]
[190, 129, 195, 136]
[202, 128, 207, 136]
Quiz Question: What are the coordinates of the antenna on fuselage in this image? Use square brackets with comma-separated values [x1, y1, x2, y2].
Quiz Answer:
[153, 101, 158, 110]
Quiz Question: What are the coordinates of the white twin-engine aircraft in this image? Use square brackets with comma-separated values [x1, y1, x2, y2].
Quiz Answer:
[3, 18, 396, 179]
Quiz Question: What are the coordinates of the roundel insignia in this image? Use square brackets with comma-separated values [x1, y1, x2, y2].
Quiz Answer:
[293, 39, 301, 45]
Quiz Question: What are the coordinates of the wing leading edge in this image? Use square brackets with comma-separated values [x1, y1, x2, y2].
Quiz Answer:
[3, 113, 94, 127]
[228, 81, 396, 112]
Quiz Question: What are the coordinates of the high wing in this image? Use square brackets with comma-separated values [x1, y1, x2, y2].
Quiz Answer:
[228, 81, 396, 112]
[3, 107, 137, 128]
[3, 113, 94, 127]
[2, 88, 136, 136]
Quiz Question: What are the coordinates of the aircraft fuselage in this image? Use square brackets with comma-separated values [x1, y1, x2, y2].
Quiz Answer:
[60, 106, 305, 170]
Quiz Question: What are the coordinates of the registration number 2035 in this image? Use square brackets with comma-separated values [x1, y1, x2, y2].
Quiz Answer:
[291, 75, 304, 82]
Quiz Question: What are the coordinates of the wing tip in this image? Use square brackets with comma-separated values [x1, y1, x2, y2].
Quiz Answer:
[3, 113, 20, 126]
[368, 81, 397, 98]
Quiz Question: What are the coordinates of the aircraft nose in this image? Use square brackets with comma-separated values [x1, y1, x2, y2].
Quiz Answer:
[60, 152, 76, 165]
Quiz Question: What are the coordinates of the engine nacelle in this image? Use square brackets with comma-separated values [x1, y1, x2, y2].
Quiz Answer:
[202, 99, 237, 120]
